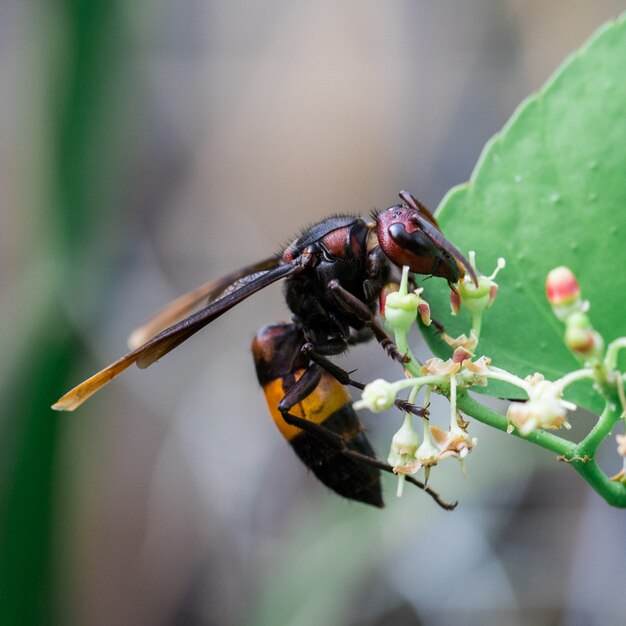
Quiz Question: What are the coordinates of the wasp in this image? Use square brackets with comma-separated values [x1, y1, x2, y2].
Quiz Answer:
[53, 191, 476, 509]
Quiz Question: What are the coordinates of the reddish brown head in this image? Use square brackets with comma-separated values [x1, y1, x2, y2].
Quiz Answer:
[374, 192, 478, 286]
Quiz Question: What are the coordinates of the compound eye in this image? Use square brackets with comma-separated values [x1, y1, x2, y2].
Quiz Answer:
[388, 222, 435, 257]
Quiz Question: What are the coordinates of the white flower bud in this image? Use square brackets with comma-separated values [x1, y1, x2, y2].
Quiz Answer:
[354, 379, 397, 413]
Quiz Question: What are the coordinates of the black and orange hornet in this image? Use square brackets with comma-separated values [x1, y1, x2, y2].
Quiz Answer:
[53, 191, 476, 508]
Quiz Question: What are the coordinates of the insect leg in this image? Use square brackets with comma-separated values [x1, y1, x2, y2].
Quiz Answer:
[363, 246, 388, 302]
[340, 448, 457, 510]
[347, 327, 374, 346]
[272, 362, 383, 507]
[301, 343, 427, 418]
[305, 335, 349, 356]
[280, 397, 453, 509]
[276, 364, 453, 509]
[277, 364, 345, 450]
[327, 280, 408, 364]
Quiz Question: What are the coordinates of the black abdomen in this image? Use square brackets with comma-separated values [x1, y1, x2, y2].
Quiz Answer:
[290, 404, 383, 507]
[252, 322, 383, 507]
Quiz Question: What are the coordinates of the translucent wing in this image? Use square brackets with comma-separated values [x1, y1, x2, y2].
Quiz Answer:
[52, 260, 304, 411]
[128, 256, 279, 348]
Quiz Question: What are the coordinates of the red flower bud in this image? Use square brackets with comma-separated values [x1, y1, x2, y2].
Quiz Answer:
[545, 266, 580, 306]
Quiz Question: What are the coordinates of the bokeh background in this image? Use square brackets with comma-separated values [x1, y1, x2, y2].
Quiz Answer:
[1, 1, 625, 625]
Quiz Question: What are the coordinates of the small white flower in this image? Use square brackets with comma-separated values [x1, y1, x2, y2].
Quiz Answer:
[389, 415, 420, 456]
[430, 424, 478, 474]
[506, 374, 575, 435]
[421, 357, 461, 377]
[415, 431, 441, 468]
[461, 355, 492, 387]
[388, 414, 422, 477]
[354, 379, 397, 412]
[441, 330, 479, 352]
[452, 253, 505, 316]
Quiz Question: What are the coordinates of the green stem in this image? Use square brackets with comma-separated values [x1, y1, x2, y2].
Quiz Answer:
[569, 460, 626, 508]
[605, 337, 626, 370]
[393, 375, 447, 393]
[394, 331, 420, 375]
[407, 383, 419, 405]
[471, 312, 482, 341]
[553, 367, 595, 393]
[457, 391, 626, 508]
[577, 400, 622, 458]
[483, 367, 531, 394]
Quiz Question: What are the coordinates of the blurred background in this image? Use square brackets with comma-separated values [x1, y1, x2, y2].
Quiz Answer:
[1, 1, 625, 625]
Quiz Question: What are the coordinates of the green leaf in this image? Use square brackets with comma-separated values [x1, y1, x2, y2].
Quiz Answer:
[421, 14, 626, 413]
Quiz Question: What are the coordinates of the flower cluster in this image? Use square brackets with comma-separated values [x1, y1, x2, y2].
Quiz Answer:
[387, 416, 477, 479]
[545, 267, 626, 486]
[354, 256, 626, 509]
[358, 350, 491, 484]
[355, 253, 509, 495]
